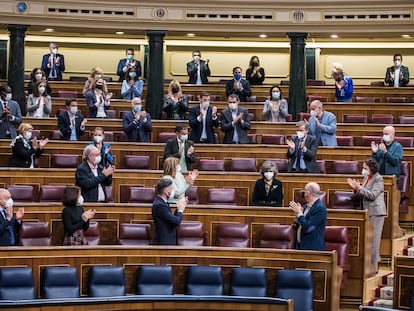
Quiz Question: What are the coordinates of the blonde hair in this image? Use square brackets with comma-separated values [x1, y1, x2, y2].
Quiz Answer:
[331, 63, 344, 76]
[168, 80, 181, 94]
[90, 67, 103, 78]
[17, 123, 33, 134]
[163, 157, 179, 178]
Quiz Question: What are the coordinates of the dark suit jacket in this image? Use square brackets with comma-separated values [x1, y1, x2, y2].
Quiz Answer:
[220, 107, 251, 144]
[225, 79, 252, 102]
[117, 58, 142, 82]
[163, 138, 197, 171]
[85, 90, 110, 118]
[57, 111, 85, 140]
[385, 65, 409, 87]
[287, 135, 319, 173]
[41, 53, 65, 81]
[75, 161, 112, 202]
[189, 105, 219, 143]
[0, 212, 21, 246]
[9, 136, 43, 168]
[0, 100, 22, 139]
[251, 178, 283, 207]
[151, 196, 183, 245]
[187, 60, 210, 84]
[122, 111, 152, 142]
[295, 198, 327, 251]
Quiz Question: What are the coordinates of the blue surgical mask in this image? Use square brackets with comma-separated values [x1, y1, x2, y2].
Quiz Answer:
[129, 72, 137, 78]
[234, 73, 241, 80]
[271, 92, 280, 100]
[126, 54, 134, 61]
[133, 105, 142, 112]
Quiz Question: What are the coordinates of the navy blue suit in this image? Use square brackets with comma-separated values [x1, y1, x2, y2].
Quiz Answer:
[41, 53, 65, 81]
[75, 161, 112, 203]
[116, 59, 142, 82]
[225, 79, 252, 102]
[0, 210, 21, 246]
[57, 111, 85, 141]
[295, 198, 327, 251]
[152, 196, 183, 245]
[189, 105, 219, 143]
[122, 111, 152, 142]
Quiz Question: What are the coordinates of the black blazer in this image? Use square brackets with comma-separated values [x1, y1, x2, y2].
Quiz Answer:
[287, 135, 319, 173]
[122, 111, 152, 142]
[189, 105, 219, 143]
[75, 161, 112, 202]
[187, 60, 211, 84]
[384, 65, 410, 87]
[57, 111, 85, 140]
[220, 107, 251, 144]
[0, 212, 21, 246]
[151, 196, 183, 245]
[251, 178, 283, 207]
[225, 79, 252, 102]
[9, 137, 43, 168]
[163, 138, 197, 171]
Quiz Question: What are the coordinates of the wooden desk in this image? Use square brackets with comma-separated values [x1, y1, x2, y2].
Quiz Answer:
[392, 255, 414, 310]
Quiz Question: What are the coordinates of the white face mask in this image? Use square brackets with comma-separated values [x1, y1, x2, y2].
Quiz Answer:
[263, 172, 274, 180]
[310, 110, 317, 117]
[129, 72, 137, 78]
[271, 92, 280, 100]
[4, 198, 13, 209]
[229, 103, 237, 111]
[168, 190, 175, 199]
[70, 106, 78, 114]
[180, 134, 188, 142]
[38, 86, 46, 94]
[202, 101, 210, 109]
[51, 48, 58, 55]
[77, 195, 84, 206]
[5, 93, 12, 101]
[24, 131, 32, 140]
[383, 134, 391, 143]
[361, 168, 369, 176]
[93, 155, 102, 165]
[394, 60, 401, 67]
[35, 73, 43, 81]
[193, 56, 200, 62]
[296, 131, 305, 140]
[94, 135, 103, 144]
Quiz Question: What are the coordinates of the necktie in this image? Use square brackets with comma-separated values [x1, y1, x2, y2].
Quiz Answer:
[179, 141, 187, 171]
[1, 209, 15, 245]
[51, 56, 57, 78]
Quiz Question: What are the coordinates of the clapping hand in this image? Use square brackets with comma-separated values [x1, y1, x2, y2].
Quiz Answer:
[288, 200, 303, 217]
[176, 196, 188, 213]
[370, 141, 378, 153]
[347, 178, 360, 190]
[81, 118, 88, 127]
[38, 138, 49, 149]
[102, 165, 115, 177]
[187, 145, 195, 156]
[286, 138, 295, 150]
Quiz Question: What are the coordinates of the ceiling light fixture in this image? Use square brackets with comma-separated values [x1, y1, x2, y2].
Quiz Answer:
[330, 34, 338, 39]
[115, 31, 124, 35]
[186, 33, 196, 37]
[43, 28, 54, 32]
[259, 34, 267, 38]
[402, 34, 412, 38]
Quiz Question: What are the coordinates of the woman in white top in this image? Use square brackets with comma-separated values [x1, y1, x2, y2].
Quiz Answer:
[263, 85, 288, 122]
[26, 80, 52, 118]
[163, 156, 198, 204]
[85, 78, 113, 118]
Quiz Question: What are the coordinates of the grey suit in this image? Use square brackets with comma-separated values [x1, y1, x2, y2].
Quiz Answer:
[220, 107, 251, 144]
[0, 100, 22, 139]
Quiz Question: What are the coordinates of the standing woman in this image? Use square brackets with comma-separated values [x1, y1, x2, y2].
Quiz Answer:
[263, 85, 288, 122]
[9, 123, 48, 168]
[85, 78, 113, 118]
[87, 127, 114, 168]
[251, 161, 283, 207]
[347, 157, 386, 273]
[121, 66, 143, 100]
[26, 80, 52, 118]
[162, 80, 188, 120]
[61, 186, 96, 246]
[246, 56, 265, 85]
[83, 67, 108, 96]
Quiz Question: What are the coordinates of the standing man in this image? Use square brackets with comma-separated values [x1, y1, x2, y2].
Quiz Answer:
[308, 100, 337, 146]
[289, 182, 327, 251]
[57, 99, 87, 141]
[371, 125, 403, 184]
[0, 188, 24, 246]
[286, 121, 319, 173]
[187, 50, 211, 84]
[225, 66, 252, 102]
[385, 53, 410, 87]
[163, 124, 197, 172]
[41, 42, 65, 81]
[122, 97, 152, 142]
[116, 48, 141, 82]
[152, 177, 187, 245]
[189, 92, 219, 143]
[75, 145, 114, 203]
[0, 85, 22, 139]
[220, 94, 251, 144]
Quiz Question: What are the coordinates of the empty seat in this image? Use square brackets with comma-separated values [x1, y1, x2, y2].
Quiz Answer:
[246, 95, 257, 102]
[332, 160, 359, 174]
[360, 136, 382, 146]
[325, 226, 350, 289]
[229, 158, 256, 172]
[370, 81, 385, 87]
[371, 114, 394, 124]
[316, 159, 327, 174]
[158, 132, 176, 143]
[399, 115, 414, 124]
[275, 269, 313, 311]
[216, 222, 249, 247]
[88, 266, 125, 297]
[106, 110, 116, 119]
[58, 90, 78, 98]
[177, 221, 205, 246]
[106, 185, 113, 203]
[308, 95, 328, 102]
[129, 187, 156, 203]
[41, 266, 80, 298]
[185, 266, 223, 296]
[69, 76, 88, 82]
[331, 191, 357, 209]
[336, 136, 354, 146]
[230, 267, 267, 297]
[19, 222, 51, 246]
[198, 159, 225, 171]
[39, 185, 66, 202]
[298, 112, 311, 121]
[6, 185, 35, 202]
[355, 96, 377, 103]
[259, 224, 294, 249]
[266, 158, 288, 173]
[306, 79, 325, 86]
[247, 133, 257, 144]
[0, 267, 35, 300]
[51, 154, 80, 168]
[185, 186, 199, 204]
[136, 265, 173, 295]
[344, 114, 368, 123]
[207, 188, 236, 205]
[294, 190, 327, 207]
[51, 130, 62, 140]
[124, 155, 150, 169]
[395, 136, 414, 147]
[31, 129, 41, 139]
[261, 134, 285, 145]
[386, 96, 406, 103]
[399, 161, 410, 214]
[118, 223, 151, 245]
[84, 221, 100, 245]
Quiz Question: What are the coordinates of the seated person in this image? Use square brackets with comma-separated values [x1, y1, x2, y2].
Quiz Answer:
[121, 66, 143, 100]
[251, 161, 283, 207]
[122, 97, 152, 142]
[161, 80, 188, 120]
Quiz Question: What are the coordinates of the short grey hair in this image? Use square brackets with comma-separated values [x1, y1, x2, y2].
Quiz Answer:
[296, 120, 309, 131]
[82, 145, 95, 160]
[305, 182, 321, 196]
[156, 177, 173, 195]
[260, 161, 278, 178]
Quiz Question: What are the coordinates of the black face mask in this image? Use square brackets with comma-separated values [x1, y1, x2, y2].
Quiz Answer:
[252, 62, 258, 66]
[171, 87, 180, 94]
[300, 190, 305, 199]
[335, 78, 342, 82]
[96, 84, 103, 90]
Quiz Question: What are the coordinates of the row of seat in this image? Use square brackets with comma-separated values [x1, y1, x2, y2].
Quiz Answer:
[0, 265, 312, 311]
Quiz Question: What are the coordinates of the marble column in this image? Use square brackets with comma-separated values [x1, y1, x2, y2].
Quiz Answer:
[8, 24, 28, 111]
[287, 32, 308, 121]
[146, 30, 166, 119]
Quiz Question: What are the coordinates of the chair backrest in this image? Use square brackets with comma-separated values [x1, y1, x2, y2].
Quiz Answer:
[306, 79, 325, 86]
[259, 224, 294, 249]
[51, 154, 80, 168]
[84, 221, 100, 245]
[39, 185, 66, 202]
[331, 191, 357, 209]
[106, 185, 113, 203]
[19, 222, 51, 246]
[158, 132, 176, 143]
[177, 221, 205, 246]
[298, 112, 311, 121]
[216, 222, 249, 247]
[371, 114, 394, 124]
[336, 136, 354, 147]
[207, 188, 236, 205]
[316, 159, 327, 174]
[6, 185, 35, 202]
[360, 136, 382, 146]
[343, 114, 368, 123]
[386, 96, 406, 103]
[41, 266, 80, 298]
[229, 158, 257, 172]
[275, 269, 313, 311]
[185, 266, 223, 295]
[398, 161, 410, 193]
[69, 76, 88, 82]
[106, 110, 116, 119]
[136, 265, 173, 295]
[118, 223, 151, 245]
[230, 267, 267, 297]
[246, 95, 257, 102]
[261, 134, 285, 145]
[355, 96, 377, 102]
[248, 133, 257, 144]
[198, 159, 225, 171]
[88, 266, 125, 297]
[395, 136, 414, 148]
[124, 155, 150, 169]
[294, 190, 327, 207]
[308, 95, 328, 102]
[0, 267, 35, 300]
[129, 187, 156, 203]
[370, 81, 385, 87]
[185, 186, 199, 204]
[266, 158, 288, 173]
[399, 115, 414, 124]
[58, 90, 78, 98]
[332, 160, 359, 174]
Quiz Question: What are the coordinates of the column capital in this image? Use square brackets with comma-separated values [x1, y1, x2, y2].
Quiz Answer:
[7, 24, 29, 34]
[146, 30, 167, 37]
[287, 32, 308, 42]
